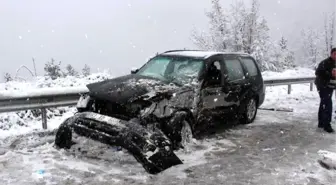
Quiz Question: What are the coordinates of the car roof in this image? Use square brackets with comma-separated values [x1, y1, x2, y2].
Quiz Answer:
[159, 50, 251, 59]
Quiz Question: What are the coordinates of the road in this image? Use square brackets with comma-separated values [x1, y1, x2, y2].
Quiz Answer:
[0, 109, 335, 185]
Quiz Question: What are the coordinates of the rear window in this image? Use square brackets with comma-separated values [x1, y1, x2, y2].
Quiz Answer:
[224, 59, 245, 82]
[241, 57, 258, 76]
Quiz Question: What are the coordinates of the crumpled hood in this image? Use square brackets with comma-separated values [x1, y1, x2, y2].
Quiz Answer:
[86, 74, 180, 104]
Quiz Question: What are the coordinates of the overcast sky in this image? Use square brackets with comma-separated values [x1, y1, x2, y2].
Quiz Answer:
[0, 0, 335, 81]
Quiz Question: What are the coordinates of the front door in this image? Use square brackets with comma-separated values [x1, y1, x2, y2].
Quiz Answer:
[197, 56, 228, 124]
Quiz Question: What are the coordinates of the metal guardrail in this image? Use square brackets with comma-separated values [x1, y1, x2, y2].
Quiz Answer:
[0, 76, 316, 129]
[263, 76, 315, 94]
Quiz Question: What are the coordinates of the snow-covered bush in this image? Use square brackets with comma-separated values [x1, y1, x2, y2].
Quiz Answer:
[4, 73, 13, 82]
[44, 58, 63, 80]
[65, 64, 78, 77]
[82, 64, 91, 77]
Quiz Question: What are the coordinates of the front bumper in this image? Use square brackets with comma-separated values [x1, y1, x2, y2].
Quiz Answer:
[55, 112, 183, 174]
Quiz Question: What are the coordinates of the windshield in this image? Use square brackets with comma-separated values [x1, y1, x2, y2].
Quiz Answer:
[136, 56, 204, 85]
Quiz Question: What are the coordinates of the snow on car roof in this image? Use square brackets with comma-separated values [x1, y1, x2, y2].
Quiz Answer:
[161, 50, 250, 59]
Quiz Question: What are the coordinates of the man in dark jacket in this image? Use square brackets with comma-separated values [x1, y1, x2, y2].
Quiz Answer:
[315, 48, 336, 133]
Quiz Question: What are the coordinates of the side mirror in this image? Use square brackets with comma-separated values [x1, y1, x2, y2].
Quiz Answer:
[131, 68, 139, 74]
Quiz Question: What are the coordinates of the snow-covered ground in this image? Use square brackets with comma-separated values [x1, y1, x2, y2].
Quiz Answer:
[0, 67, 335, 185]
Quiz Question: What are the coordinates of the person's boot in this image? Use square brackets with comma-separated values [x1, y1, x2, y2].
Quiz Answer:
[324, 124, 335, 133]
[318, 123, 324, 128]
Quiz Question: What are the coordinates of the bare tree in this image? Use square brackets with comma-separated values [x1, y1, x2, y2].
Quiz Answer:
[14, 65, 35, 81]
[32, 57, 37, 76]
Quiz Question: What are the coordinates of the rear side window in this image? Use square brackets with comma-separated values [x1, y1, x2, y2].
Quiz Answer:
[241, 57, 258, 76]
[224, 59, 245, 82]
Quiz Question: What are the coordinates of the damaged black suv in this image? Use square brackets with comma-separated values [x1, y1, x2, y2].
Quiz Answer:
[54, 50, 265, 174]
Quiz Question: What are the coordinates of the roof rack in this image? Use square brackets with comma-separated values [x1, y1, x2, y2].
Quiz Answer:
[162, 49, 203, 53]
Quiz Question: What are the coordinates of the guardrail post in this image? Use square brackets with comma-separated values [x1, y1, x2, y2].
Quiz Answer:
[310, 82, 313, 91]
[288, 84, 291, 94]
[41, 108, 47, 129]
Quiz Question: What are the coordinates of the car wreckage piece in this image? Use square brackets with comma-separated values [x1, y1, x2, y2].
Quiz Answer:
[55, 111, 183, 174]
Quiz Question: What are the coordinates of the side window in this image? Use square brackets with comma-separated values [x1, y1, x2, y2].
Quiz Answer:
[204, 60, 223, 87]
[241, 57, 258, 76]
[224, 59, 245, 82]
[213, 61, 221, 70]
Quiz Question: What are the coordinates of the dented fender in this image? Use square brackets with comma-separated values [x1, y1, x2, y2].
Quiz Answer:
[140, 88, 197, 120]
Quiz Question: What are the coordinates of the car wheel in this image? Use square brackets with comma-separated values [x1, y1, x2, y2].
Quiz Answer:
[240, 97, 258, 124]
[54, 120, 73, 149]
[180, 120, 193, 149]
[168, 111, 194, 150]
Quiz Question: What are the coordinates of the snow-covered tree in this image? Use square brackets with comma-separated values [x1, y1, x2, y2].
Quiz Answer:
[228, 0, 272, 70]
[191, 0, 231, 51]
[65, 64, 78, 76]
[82, 64, 91, 77]
[228, 0, 246, 52]
[278, 37, 296, 69]
[44, 58, 62, 80]
[301, 28, 323, 68]
[4, 73, 12, 82]
[191, 0, 273, 71]
[279, 36, 288, 50]
[323, 12, 335, 57]
[268, 36, 296, 71]
[250, 17, 272, 70]
[243, 0, 260, 54]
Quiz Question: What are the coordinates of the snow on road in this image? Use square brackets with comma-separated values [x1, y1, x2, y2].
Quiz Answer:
[0, 67, 335, 184]
[0, 109, 335, 185]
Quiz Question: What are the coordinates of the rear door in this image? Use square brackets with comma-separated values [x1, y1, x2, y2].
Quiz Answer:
[222, 55, 250, 115]
[239, 56, 263, 96]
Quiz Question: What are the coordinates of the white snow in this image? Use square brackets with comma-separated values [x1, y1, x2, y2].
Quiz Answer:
[318, 150, 336, 170]
[262, 67, 315, 79]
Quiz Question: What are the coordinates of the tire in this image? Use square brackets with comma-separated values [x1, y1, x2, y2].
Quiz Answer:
[168, 111, 194, 150]
[180, 120, 193, 149]
[240, 97, 258, 124]
[55, 123, 73, 149]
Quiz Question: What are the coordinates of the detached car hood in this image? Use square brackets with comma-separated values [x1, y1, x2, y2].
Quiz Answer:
[86, 74, 180, 104]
